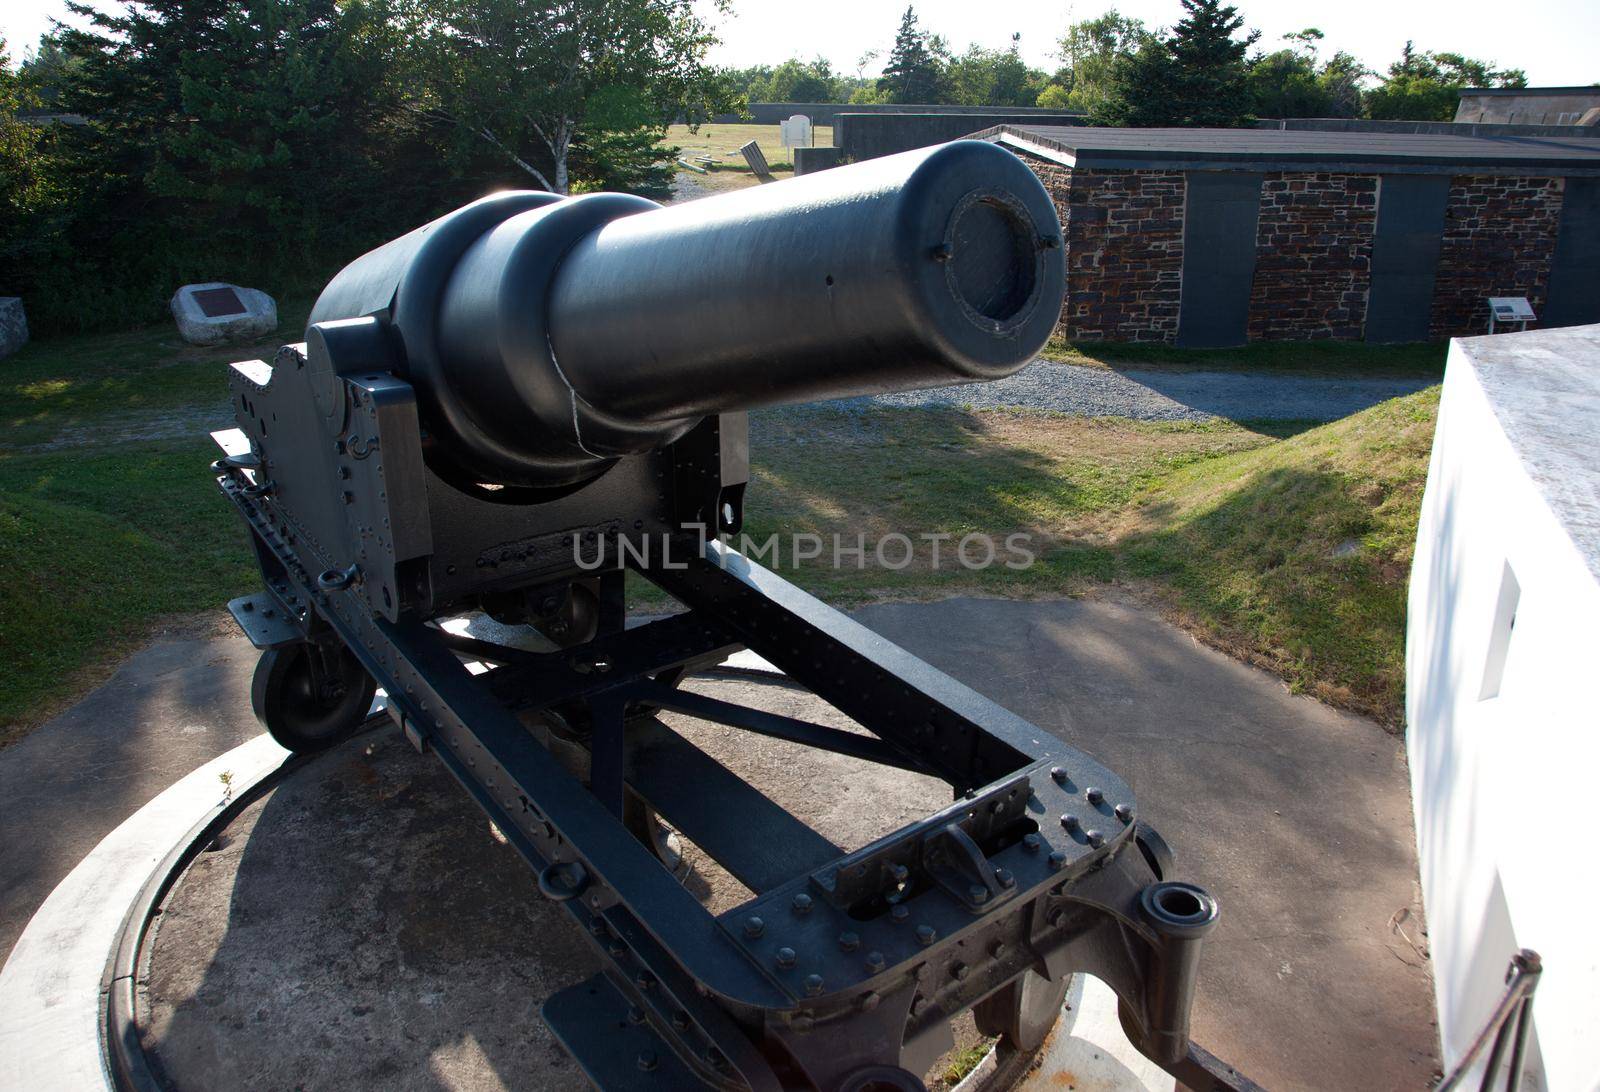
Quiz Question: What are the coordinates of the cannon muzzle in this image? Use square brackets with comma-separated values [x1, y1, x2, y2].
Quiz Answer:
[310, 140, 1064, 487]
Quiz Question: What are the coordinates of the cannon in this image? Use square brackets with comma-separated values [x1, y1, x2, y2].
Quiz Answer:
[211, 140, 1250, 1091]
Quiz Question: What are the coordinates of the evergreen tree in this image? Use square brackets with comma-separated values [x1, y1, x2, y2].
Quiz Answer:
[1095, 0, 1256, 127]
[877, 7, 944, 104]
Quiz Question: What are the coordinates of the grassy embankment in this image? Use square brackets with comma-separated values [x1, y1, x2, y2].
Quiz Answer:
[0, 318, 1439, 745]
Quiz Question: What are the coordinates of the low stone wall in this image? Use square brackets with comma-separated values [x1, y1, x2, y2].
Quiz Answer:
[1428, 176, 1566, 338]
[1248, 173, 1377, 341]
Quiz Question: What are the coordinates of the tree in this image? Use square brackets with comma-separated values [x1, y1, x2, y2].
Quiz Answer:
[1366, 42, 1526, 120]
[1095, 0, 1257, 127]
[877, 7, 944, 104]
[751, 57, 840, 103]
[947, 35, 1045, 107]
[400, 0, 733, 195]
[1245, 29, 1356, 119]
[1317, 50, 1367, 118]
[1045, 10, 1152, 114]
[18, 34, 80, 108]
[1, 36, 66, 296]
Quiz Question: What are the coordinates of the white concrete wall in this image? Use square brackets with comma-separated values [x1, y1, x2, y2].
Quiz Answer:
[1407, 325, 1600, 1092]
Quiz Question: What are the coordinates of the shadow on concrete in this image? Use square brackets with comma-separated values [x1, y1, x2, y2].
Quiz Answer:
[0, 632, 262, 959]
[139, 729, 598, 1091]
[855, 597, 1439, 1090]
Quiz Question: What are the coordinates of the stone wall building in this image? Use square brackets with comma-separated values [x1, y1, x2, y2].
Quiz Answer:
[1454, 86, 1600, 127]
[974, 125, 1600, 346]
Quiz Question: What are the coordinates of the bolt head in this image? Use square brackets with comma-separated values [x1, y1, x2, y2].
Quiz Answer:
[866, 950, 887, 972]
[776, 946, 797, 969]
[891, 904, 910, 923]
[1087, 829, 1105, 848]
[626, 1005, 646, 1025]
[1050, 766, 1067, 783]
[1115, 803, 1134, 823]
[996, 868, 1015, 888]
[951, 962, 970, 981]
[637, 1049, 658, 1072]
[1060, 813, 1080, 832]
[804, 973, 824, 996]
[915, 924, 937, 946]
[890, 863, 909, 883]
[743, 915, 765, 938]
[968, 884, 989, 903]
[839, 931, 861, 952]
[1022, 832, 1042, 852]
[1048, 850, 1067, 871]
[1086, 786, 1104, 805]
[990, 940, 1008, 959]
[792, 893, 813, 915]
[860, 990, 882, 1012]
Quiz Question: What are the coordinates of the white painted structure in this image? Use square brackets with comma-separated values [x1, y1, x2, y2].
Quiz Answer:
[779, 114, 813, 151]
[1407, 324, 1600, 1092]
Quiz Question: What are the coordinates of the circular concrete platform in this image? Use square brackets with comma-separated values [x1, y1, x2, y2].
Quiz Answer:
[8, 672, 1021, 1091]
[131, 675, 992, 1090]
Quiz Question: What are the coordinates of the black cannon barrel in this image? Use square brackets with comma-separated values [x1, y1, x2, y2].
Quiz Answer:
[310, 140, 1064, 487]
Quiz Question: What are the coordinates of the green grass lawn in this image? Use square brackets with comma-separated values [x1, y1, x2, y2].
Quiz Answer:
[0, 311, 1440, 744]
[664, 122, 833, 170]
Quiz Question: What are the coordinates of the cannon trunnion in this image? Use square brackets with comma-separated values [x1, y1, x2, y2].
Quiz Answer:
[212, 142, 1246, 1091]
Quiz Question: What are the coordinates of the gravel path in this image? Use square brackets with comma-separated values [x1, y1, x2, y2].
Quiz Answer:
[819, 358, 1434, 422]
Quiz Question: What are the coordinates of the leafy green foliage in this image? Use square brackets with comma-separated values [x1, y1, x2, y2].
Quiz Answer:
[1040, 10, 1153, 114]
[397, 0, 732, 194]
[1245, 30, 1366, 119]
[946, 36, 1045, 107]
[1366, 41, 1527, 121]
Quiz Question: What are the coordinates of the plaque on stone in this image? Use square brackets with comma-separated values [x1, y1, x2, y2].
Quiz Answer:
[192, 286, 248, 318]
[170, 282, 278, 345]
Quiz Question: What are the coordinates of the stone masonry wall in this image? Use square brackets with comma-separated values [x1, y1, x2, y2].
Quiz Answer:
[1247, 173, 1377, 341]
[1429, 176, 1566, 338]
[1059, 168, 1186, 342]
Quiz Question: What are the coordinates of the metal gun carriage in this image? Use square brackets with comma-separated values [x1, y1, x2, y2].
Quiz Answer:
[210, 140, 1249, 1091]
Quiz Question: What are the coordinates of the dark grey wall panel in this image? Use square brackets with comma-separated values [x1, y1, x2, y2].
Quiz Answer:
[1177, 172, 1262, 348]
[836, 113, 1083, 162]
[1544, 178, 1600, 328]
[1365, 174, 1451, 343]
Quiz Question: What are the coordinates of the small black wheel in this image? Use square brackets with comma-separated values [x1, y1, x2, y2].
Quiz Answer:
[970, 969, 1074, 1087]
[251, 641, 376, 754]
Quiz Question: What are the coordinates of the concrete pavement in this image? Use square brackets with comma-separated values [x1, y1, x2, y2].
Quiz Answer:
[0, 596, 1438, 1089]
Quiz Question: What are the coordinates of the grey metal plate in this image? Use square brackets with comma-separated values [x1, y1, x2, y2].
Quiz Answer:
[543, 974, 702, 1090]
[227, 593, 303, 650]
[1365, 174, 1450, 344]
[1177, 172, 1263, 348]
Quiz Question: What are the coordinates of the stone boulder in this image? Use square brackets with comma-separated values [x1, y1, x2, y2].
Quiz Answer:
[170, 282, 277, 346]
[0, 297, 28, 360]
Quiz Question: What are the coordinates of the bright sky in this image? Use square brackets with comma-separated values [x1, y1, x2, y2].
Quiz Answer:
[5, 0, 1598, 86]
